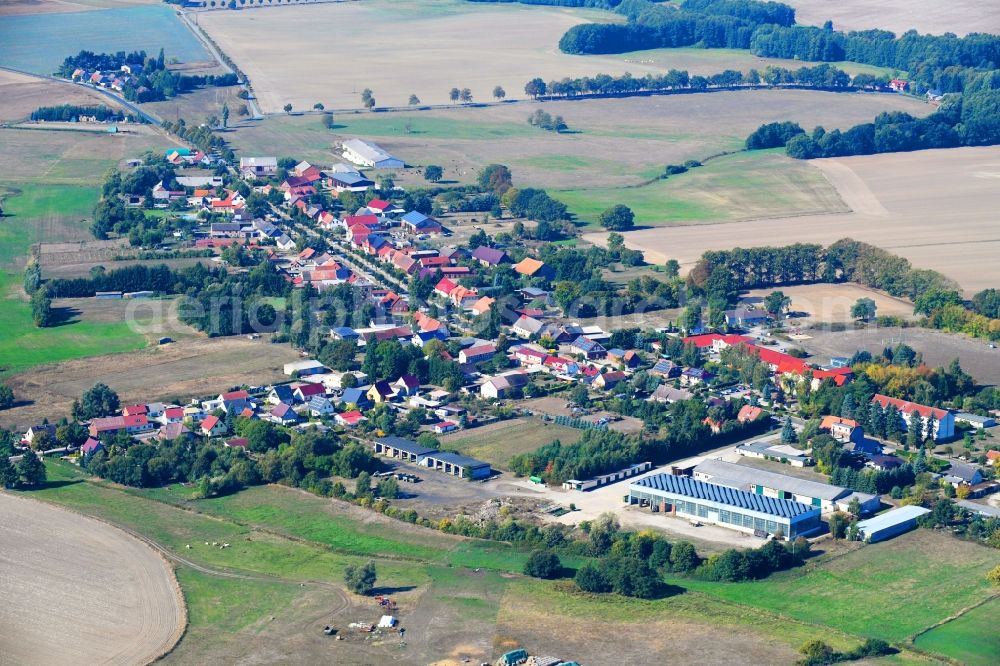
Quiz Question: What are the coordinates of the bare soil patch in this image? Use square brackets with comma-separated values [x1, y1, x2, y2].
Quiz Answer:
[786, 0, 1000, 37]
[0, 335, 300, 428]
[0, 69, 121, 123]
[799, 326, 1000, 385]
[0, 492, 184, 666]
[741, 283, 917, 326]
[604, 146, 1000, 294]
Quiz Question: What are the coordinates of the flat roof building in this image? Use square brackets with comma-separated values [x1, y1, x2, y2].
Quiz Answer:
[856, 506, 930, 543]
[421, 451, 491, 479]
[373, 436, 437, 462]
[628, 473, 822, 539]
[694, 459, 879, 514]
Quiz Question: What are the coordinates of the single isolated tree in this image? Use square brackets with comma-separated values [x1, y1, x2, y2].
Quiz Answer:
[408, 94, 420, 105]
[344, 560, 377, 595]
[781, 416, 798, 444]
[449, 87, 461, 102]
[221, 103, 230, 128]
[460, 88, 473, 103]
[851, 297, 877, 321]
[599, 204, 635, 231]
[283, 103, 293, 114]
[523, 549, 562, 579]
[313, 102, 324, 111]
[764, 290, 791, 316]
[424, 165, 443, 183]
[493, 85, 506, 101]
[16, 451, 46, 487]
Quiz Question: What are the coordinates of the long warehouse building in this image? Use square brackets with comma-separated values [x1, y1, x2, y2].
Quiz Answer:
[693, 459, 880, 514]
[627, 473, 822, 539]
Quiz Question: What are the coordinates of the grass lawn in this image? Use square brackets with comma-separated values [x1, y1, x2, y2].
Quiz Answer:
[0, 184, 147, 375]
[437, 418, 584, 469]
[555, 149, 844, 227]
[669, 530, 999, 644]
[143, 483, 455, 563]
[913, 597, 1000, 666]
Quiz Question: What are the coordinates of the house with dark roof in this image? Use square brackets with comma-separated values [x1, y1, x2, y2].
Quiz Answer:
[338, 387, 371, 409]
[570, 336, 606, 359]
[268, 403, 299, 426]
[367, 380, 395, 404]
[651, 359, 681, 378]
[471, 247, 509, 267]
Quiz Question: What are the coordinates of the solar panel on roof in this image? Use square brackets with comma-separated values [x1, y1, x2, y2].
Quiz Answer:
[632, 474, 815, 518]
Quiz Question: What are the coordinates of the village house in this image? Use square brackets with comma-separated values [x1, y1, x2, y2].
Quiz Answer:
[459, 343, 497, 365]
[239, 156, 278, 179]
[367, 380, 395, 404]
[199, 415, 227, 437]
[820, 416, 865, 444]
[336, 410, 367, 428]
[481, 371, 530, 399]
[870, 394, 955, 441]
[471, 246, 509, 267]
[571, 336, 606, 360]
[512, 257, 554, 280]
[267, 403, 300, 426]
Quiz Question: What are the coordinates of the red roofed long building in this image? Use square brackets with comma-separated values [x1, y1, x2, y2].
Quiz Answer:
[871, 394, 954, 441]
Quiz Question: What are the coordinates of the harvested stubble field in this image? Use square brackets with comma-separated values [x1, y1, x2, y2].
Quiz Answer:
[593, 146, 1000, 294]
[200, 0, 911, 112]
[0, 69, 121, 123]
[741, 283, 917, 325]
[0, 334, 300, 428]
[0, 492, 184, 666]
[437, 417, 585, 469]
[785, 0, 1000, 37]
[232, 89, 928, 192]
[797, 326, 1000, 386]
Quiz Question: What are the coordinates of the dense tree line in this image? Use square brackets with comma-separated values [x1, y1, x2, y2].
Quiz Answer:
[690, 238, 958, 302]
[468, 0, 620, 7]
[558, 0, 794, 54]
[527, 63, 856, 102]
[780, 88, 1000, 159]
[45, 262, 221, 298]
[750, 26, 1000, 93]
[30, 105, 139, 123]
[555, 0, 1000, 97]
[745, 120, 804, 149]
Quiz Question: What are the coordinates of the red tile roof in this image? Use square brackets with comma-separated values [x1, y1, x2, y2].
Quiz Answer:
[871, 394, 949, 420]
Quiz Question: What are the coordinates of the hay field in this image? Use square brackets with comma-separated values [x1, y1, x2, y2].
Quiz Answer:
[741, 283, 917, 325]
[232, 89, 929, 191]
[0, 493, 184, 666]
[0, 69, 121, 123]
[592, 146, 1000, 294]
[786, 0, 1000, 36]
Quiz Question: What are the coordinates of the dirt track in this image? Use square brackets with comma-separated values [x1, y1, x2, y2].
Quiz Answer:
[0, 492, 185, 666]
